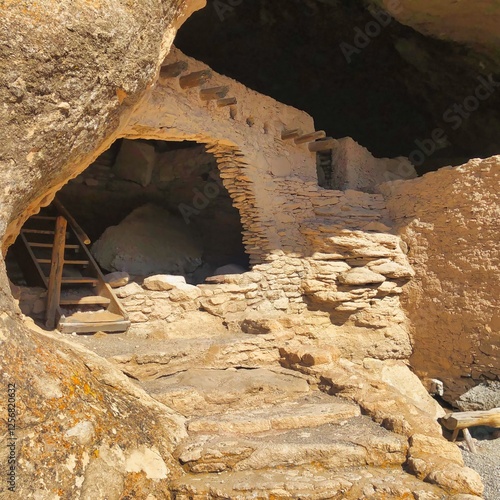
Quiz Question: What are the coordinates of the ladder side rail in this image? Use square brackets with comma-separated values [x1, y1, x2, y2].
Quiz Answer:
[66, 223, 129, 320]
[52, 198, 91, 245]
[45, 216, 67, 329]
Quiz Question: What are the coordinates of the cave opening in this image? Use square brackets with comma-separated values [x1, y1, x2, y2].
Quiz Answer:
[175, 0, 500, 175]
[6, 139, 249, 325]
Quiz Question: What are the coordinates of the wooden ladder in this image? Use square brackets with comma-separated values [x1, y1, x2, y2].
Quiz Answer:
[13, 198, 130, 334]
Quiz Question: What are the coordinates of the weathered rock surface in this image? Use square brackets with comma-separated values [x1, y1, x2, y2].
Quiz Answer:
[113, 139, 156, 187]
[382, 157, 500, 402]
[143, 274, 191, 291]
[456, 381, 500, 412]
[0, 0, 495, 497]
[0, 0, 202, 497]
[376, 0, 500, 58]
[70, 320, 483, 498]
[72, 328, 290, 381]
[0, 318, 187, 498]
[104, 271, 130, 288]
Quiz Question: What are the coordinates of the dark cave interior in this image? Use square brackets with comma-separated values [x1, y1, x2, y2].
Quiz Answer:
[7, 140, 249, 286]
[175, 0, 500, 174]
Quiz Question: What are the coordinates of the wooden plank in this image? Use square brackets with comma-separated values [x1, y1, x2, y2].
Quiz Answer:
[308, 138, 337, 152]
[21, 229, 55, 235]
[28, 242, 79, 249]
[281, 129, 301, 140]
[217, 97, 237, 107]
[61, 278, 99, 285]
[295, 130, 327, 145]
[64, 310, 125, 323]
[60, 296, 111, 306]
[160, 60, 188, 78]
[179, 70, 212, 89]
[37, 259, 89, 265]
[45, 216, 67, 329]
[441, 408, 500, 430]
[30, 215, 57, 221]
[53, 198, 91, 245]
[200, 86, 229, 101]
[58, 319, 130, 334]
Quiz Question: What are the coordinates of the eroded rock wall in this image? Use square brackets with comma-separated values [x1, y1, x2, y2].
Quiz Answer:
[0, 0, 202, 497]
[0, 0, 203, 250]
[381, 157, 500, 402]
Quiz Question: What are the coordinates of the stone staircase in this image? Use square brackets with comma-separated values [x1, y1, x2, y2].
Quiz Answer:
[69, 318, 482, 499]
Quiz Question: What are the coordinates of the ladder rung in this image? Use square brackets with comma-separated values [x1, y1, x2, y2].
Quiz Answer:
[30, 216, 57, 221]
[61, 278, 99, 285]
[60, 296, 111, 306]
[22, 229, 55, 235]
[27, 242, 80, 249]
[37, 259, 89, 265]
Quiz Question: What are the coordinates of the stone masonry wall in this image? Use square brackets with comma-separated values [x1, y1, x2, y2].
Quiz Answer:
[87, 46, 420, 362]
[381, 157, 500, 402]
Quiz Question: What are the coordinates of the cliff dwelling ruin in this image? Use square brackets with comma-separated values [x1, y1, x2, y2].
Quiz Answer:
[1, 1, 499, 499]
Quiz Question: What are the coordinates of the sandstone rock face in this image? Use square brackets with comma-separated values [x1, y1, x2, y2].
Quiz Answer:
[0, 0, 201, 497]
[0, 1, 493, 497]
[381, 157, 500, 402]
[0, 318, 187, 498]
[0, 0, 201, 249]
[92, 204, 203, 276]
[376, 0, 500, 58]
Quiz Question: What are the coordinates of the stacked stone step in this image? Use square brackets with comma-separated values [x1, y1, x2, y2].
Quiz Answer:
[278, 351, 484, 498]
[161, 365, 453, 500]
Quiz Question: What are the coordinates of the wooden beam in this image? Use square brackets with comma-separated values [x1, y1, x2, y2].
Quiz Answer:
[28, 242, 79, 249]
[308, 138, 337, 152]
[281, 129, 301, 141]
[179, 70, 212, 89]
[217, 97, 237, 107]
[30, 215, 57, 221]
[53, 198, 91, 245]
[200, 86, 229, 101]
[61, 278, 99, 285]
[37, 259, 89, 265]
[295, 130, 327, 145]
[463, 428, 477, 453]
[21, 229, 55, 235]
[160, 60, 188, 78]
[441, 408, 500, 430]
[46, 216, 67, 329]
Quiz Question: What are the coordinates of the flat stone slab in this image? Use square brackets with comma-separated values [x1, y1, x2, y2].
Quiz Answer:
[187, 392, 360, 434]
[140, 367, 313, 416]
[70, 332, 285, 381]
[171, 466, 449, 499]
[175, 418, 408, 473]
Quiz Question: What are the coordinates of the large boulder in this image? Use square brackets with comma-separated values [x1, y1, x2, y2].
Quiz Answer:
[92, 204, 203, 276]
[456, 381, 500, 412]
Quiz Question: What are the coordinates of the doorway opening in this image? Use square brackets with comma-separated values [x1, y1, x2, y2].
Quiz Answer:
[6, 139, 249, 327]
